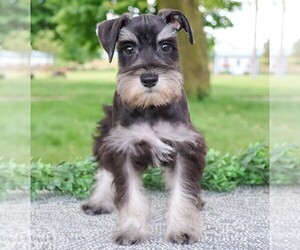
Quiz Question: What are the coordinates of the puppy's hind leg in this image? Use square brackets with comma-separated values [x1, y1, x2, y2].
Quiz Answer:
[82, 168, 115, 215]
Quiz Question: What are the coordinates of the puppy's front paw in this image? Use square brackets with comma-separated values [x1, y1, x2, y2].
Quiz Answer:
[166, 200, 202, 244]
[113, 229, 148, 245]
[167, 231, 199, 244]
[81, 203, 113, 215]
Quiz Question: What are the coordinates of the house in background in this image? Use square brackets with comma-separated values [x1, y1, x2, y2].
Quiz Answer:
[31, 50, 54, 68]
[213, 45, 262, 75]
[0, 50, 29, 67]
[0, 50, 54, 68]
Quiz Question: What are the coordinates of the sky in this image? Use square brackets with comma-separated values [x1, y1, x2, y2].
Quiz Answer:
[212, 0, 300, 55]
[133, 0, 300, 56]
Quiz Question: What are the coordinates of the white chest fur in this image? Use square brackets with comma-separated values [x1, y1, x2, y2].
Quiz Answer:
[104, 121, 200, 166]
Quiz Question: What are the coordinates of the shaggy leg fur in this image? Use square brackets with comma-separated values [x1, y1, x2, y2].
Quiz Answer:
[113, 157, 149, 245]
[82, 168, 115, 215]
[165, 155, 204, 244]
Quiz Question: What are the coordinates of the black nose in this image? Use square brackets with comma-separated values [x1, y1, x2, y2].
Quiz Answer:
[140, 73, 158, 88]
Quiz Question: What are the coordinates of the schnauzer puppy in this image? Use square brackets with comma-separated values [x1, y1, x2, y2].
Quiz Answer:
[82, 9, 206, 245]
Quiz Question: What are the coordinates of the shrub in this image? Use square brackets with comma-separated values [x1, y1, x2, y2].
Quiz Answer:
[0, 160, 29, 199]
[1, 142, 299, 199]
[31, 157, 97, 199]
[30, 143, 270, 198]
[202, 143, 269, 191]
[270, 143, 300, 185]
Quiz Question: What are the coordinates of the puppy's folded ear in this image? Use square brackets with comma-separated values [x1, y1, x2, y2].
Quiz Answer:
[158, 9, 194, 45]
[96, 14, 130, 62]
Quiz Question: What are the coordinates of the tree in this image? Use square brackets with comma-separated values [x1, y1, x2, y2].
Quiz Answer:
[261, 40, 270, 65]
[32, 30, 61, 55]
[31, 0, 61, 41]
[1, 30, 30, 52]
[262, 40, 270, 59]
[158, 0, 210, 97]
[292, 39, 300, 58]
[0, 0, 29, 47]
[201, 0, 241, 50]
[54, 0, 108, 62]
[31, 0, 241, 96]
[31, 0, 102, 62]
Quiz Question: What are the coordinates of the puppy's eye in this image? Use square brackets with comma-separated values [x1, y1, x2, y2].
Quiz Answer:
[124, 45, 134, 55]
[161, 43, 172, 52]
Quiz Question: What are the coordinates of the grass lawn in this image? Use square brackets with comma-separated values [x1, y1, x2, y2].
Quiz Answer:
[270, 75, 300, 155]
[31, 71, 269, 163]
[0, 78, 30, 163]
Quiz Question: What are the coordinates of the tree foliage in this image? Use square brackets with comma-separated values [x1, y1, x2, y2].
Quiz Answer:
[30, 0, 241, 97]
[1, 30, 30, 52]
[54, 0, 109, 62]
[0, 0, 29, 35]
[31, 0, 241, 62]
[0, 0, 29, 49]
[31, 0, 149, 62]
[105, 0, 149, 15]
[201, 0, 241, 50]
[31, 0, 60, 40]
[32, 30, 61, 54]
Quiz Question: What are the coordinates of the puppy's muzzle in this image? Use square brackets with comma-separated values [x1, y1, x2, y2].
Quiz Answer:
[140, 72, 158, 88]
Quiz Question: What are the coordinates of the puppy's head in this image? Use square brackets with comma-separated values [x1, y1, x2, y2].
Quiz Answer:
[96, 9, 194, 108]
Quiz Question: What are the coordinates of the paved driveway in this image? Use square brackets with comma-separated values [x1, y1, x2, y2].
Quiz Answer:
[2, 186, 299, 249]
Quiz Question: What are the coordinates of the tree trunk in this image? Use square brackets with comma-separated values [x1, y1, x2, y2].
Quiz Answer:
[157, 0, 210, 98]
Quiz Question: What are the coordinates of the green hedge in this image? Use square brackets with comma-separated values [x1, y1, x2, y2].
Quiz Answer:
[0, 161, 29, 199]
[1, 142, 300, 199]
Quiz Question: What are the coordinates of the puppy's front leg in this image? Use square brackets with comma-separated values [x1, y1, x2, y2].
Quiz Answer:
[165, 152, 205, 244]
[113, 157, 149, 245]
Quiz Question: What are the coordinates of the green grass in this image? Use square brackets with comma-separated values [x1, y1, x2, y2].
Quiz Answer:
[0, 78, 30, 163]
[31, 71, 269, 163]
[190, 74, 269, 155]
[270, 76, 300, 155]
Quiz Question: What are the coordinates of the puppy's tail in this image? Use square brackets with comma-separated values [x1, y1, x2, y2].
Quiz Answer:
[92, 105, 113, 161]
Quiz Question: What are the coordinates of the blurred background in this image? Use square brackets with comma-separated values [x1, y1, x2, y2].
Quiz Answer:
[0, 0, 299, 164]
[0, 1, 299, 248]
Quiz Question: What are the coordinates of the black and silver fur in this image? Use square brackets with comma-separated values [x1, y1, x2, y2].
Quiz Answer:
[82, 9, 207, 245]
